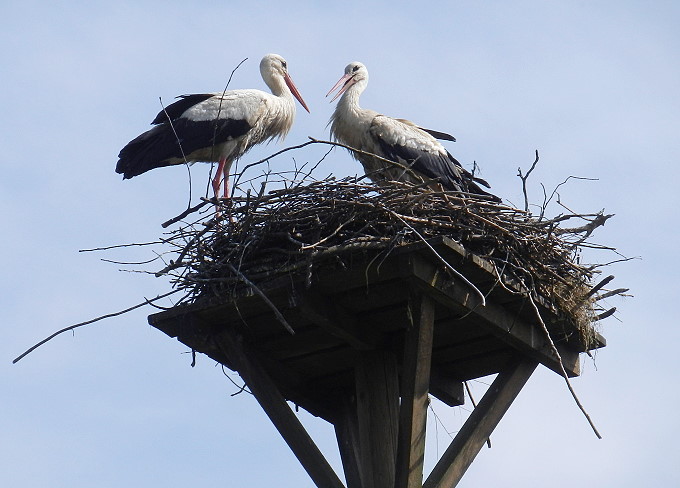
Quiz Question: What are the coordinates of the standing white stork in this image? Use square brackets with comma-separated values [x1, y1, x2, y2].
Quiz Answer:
[327, 62, 499, 201]
[116, 53, 310, 199]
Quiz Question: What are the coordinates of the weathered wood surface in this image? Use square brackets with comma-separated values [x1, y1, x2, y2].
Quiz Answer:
[355, 351, 399, 488]
[395, 294, 435, 488]
[147, 237, 604, 488]
[150, 239, 601, 405]
[334, 397, 363, 488]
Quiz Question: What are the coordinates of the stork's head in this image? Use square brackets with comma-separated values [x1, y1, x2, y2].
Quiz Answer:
[326, 62, 369, 102]
[260, 53, 310, 113]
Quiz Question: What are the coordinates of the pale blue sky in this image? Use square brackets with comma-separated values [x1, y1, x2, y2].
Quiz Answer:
[3, 1, 679, 487]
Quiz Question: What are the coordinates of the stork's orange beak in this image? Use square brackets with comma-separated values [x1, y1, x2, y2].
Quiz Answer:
[284, 72, 310, 113]
[326, 73, 356, 102]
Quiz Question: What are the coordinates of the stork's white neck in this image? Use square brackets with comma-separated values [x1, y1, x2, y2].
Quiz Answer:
[330, 78, 376, 150]
[263, 73, 287, 98]
[262, 73, 297, 125]
[338, 80, 366, 112]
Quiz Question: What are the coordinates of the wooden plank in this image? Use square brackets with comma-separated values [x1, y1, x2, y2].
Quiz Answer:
[256, 326, 345, 361]
[212, 327, 345, 488]
[436, 349, 517, 382]
[281, 344, 357, 380]
[295, 290, 381, 350]
[396, 293, 436, 488]
[423, 358, 538, 488]
[355, 351, 399, 488]
[433, 336, 508, 364]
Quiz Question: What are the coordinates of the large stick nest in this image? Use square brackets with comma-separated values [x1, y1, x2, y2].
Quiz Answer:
[157, 170, 624, 347]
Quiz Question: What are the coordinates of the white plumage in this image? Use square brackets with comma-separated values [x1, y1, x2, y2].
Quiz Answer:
[116, 53, 309, 198]
[327, 62, 498, 200]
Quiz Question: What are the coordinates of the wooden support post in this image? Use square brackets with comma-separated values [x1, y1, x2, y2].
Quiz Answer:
[355, 350, 400, 488]
[395, 294, 436, 488]
[334, 396, 363, 488]
[214, 329, 345, 488]
[423, 358, 538, 488]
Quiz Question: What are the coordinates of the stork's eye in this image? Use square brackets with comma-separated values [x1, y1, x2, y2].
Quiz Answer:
[352, 65, 360, 72]
[282, 61, 287, 69]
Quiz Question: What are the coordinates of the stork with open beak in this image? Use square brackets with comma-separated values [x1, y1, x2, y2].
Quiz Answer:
[116, 53, 310, 199]
[327, 62, 499, 201]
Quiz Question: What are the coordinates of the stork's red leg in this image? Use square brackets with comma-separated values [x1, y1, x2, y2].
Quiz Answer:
[212, 157, 227, 199]
[222, 161, 231, 198]
[212, 158, 226, 199]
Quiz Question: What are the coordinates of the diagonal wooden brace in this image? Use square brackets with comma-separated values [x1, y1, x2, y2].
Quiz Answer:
[214, 328, 345, 488]
[424, 358, 538, 488]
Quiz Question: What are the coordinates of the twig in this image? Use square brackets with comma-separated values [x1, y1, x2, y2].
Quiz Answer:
[225, 263, 294, 335]
[308, 137, 429, 185]
[517, 150, 539, 214]
[386, 207, 487, 307]
[161, 200, 210, 228]
[582, 275, 615, 300]
[159, 96, 193, 208]
[594, 307, 616, 321]
[13, 289, 182, 364]
[525, 292, 602, 439]
[79, 242, 162, 252]
[595, 288, 629, 300]
[155, 219, 216, 276]
[464, 381, 491, 448]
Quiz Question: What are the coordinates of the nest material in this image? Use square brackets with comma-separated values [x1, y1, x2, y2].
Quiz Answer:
[158, 175, 620, 348]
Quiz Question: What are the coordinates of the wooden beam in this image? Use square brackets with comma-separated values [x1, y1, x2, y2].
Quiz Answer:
[213, 328, 345, 488]
[355, 350, 400, 488]
[333, 396, 363, 488]
[395, 293, 436, 488]
[423, 358, 538, 488]
[406, 254, 581, 377]
[429, 369, 465, 407]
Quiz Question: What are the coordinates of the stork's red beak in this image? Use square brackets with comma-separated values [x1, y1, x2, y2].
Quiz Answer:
[326, 73, 356, 102]
[284, 73, 310, 113]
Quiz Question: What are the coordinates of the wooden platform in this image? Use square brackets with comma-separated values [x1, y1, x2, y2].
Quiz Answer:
[149, 236, 604, 488]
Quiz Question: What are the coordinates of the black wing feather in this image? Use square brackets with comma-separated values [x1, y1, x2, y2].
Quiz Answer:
[151, 94, 215, 125]
[375, 139, 500, 201]
[116, 117, 251, 179]
[418, 127, 456, 142]
[375, 138, 463, 189]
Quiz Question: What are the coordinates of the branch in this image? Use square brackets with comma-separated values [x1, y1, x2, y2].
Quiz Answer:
[161, 200, 210, 228]
[517, 150, 539, 214]
[525, 292, 602, 439]
[225, 263, 295, 335]
[13, 289, 183, 364]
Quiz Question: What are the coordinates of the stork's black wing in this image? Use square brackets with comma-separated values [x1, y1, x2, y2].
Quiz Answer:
[151, 94, 215, 124]
[370, 116, 500, 201]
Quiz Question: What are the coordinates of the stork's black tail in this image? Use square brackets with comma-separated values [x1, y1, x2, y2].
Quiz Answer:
[446, 151, 501, 202]
[115, 124, 183, 179]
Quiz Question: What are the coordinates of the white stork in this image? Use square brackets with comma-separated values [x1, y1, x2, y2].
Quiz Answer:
[116, 53, 310, 198]
[327, 62, 499, 201]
